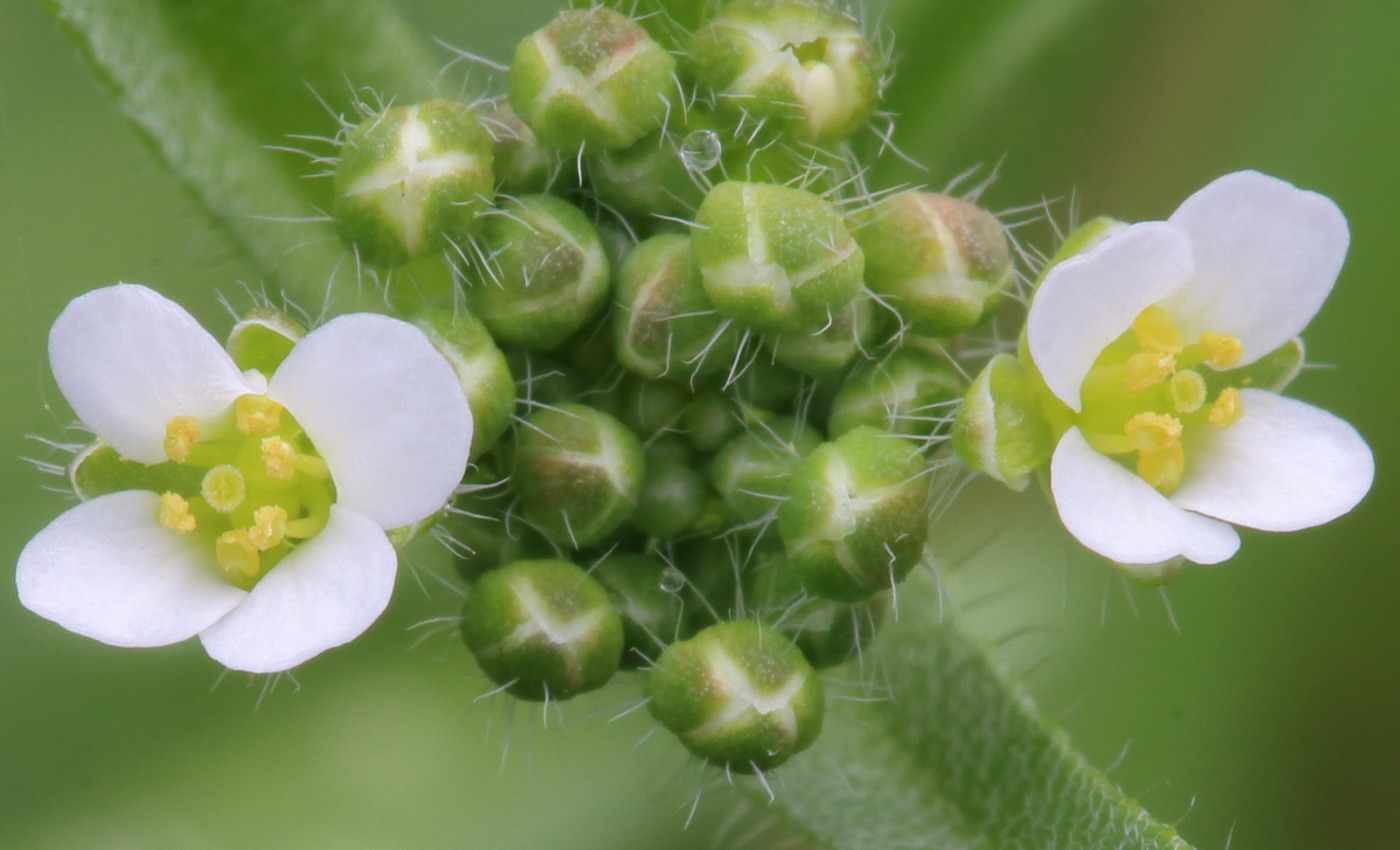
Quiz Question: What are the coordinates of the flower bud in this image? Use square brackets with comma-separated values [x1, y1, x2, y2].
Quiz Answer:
[686, 0, 881, 144]
[484, 103, 562, 195]
[461, 559, 624, 701]
[829, 347, 964, 443]
[765, 292, 879, 377]
[856, 191, 1013, 337]
[681, 388, 741, 452]
[412, 306, 515, 459]
[463, 194, 610, 350]
[510, 7, 677, 151]
[647, 620, 824, 771]
[591, 552, 686, 668]
[333, 99, 495, 268]
[441, 464, 550, 583]
[570, 0, 712, 50]
[506, 350, 583, 408]
[693, 181, 864, 334]
[711, 415, 823, 526]
[589, 132, 707, 220]
[778, 427, 931, 601]
[727, 355, 804, 410]
[225, 307, 304, 376]
[511, 403, 645, 548]
[632, 437, 710, 538]
[613, 233, 738, 381]
[614, 376, 692, 439]
[672, 536, 749, 633]
[952, 353, 1055, 491]
[747, 551, 884, 669]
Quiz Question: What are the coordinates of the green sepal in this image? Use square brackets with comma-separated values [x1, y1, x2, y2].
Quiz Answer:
[68, 441, 203, 502]
[411, 305, 516, 460]
[953, 353, 1056, 491]
[225, 307, 304, 376]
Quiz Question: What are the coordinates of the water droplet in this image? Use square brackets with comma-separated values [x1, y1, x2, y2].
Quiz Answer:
[659, 567, 686, 594]
[679, 130, 722, 174]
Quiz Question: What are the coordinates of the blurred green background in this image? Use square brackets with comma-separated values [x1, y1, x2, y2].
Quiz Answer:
[1, 0, 1396, 847]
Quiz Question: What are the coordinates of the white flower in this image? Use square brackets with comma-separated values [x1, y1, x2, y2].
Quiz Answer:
[1027, 171, 1373, 569]
[17, 284, 473, 672]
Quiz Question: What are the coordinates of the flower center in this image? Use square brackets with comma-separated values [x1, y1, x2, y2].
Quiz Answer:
[155, 394, 335, 589]
[1077, 305, 1245, 495]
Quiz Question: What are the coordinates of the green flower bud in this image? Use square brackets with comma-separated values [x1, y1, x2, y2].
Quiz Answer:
[613, 233, 738, 381]
[856, 191, 1013, 337]
[440, 464, 550, 583]
[711, 415, 823, 526]
[829, 347, 965, 444]
[68, 441, 201, 502]
[484, 103, 562, 195]
[570, 0, 714, 50]
[686, 0, 881, 143]
[647, 620, 824, 771]
[333, 99, 495, 268]
[681, 388, 741, 452]
[694, 181, 864, 334]
[463, 195, 610, 350]
[506, 350, 583, 408]
[614, 376, 692, 439]
[510, 8, 677, 151]
[778, 427, 931, 602]
[727, 354, 804, 410]
[952, 353, 1055, 491]
[589, 132, 706, 220]
[765, 292, 879, 377]
[461, 559, 624, 701]
[225, 307, 304, 376]
[412, 306, 515, 460]
[591, 552, 685, 667]
[672, 536, 749, 632]
[632, 437, 710, 538]
[747, 552, 883, 669]
[511, 403, 645, 548]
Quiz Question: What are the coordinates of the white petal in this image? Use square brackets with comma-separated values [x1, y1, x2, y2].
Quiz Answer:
[1028, 223, 1194, 411]
[16, 491, 247, 647]
[1050, 428, 1240, 565]
[199, 506, 397, 673]
[1164, 170, 1349, 364]
[1171, 389, 1373, 532]
[49, 284, 257, 464]
[268, 313, 473, 530]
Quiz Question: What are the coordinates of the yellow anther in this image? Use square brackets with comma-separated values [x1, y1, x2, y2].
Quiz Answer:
[157, 492, 197, 534]
[1169, 369, 1207, 414]
[1201, 332, 1244, 369]
[216, 529, 261, 582]
[1137, 443, 1185, 494]
[1131, 305, 1184, 354]
[1209, 387, 1243, 429]
[163, 415, 200, 463]
[1124, 351, 1177, 392]
[248, 505, 289, 551]
[236, 394, 284, 435]
[261, 436, 296, 481]
[200, 465, 247, 513]
[1124, 412, 1183, 453]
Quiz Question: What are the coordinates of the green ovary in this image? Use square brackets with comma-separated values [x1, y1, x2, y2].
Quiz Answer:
[1073, 305, 1245, 495]
[155, 394, 335, 589]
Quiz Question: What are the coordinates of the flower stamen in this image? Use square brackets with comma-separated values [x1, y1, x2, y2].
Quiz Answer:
[1124, 412, 1183, 453]
[215, 529, 261, 584]
[1131, 305, 1184, 354]
[1201, 332, 1244, 369]
[157, 492, 197, 534]
[163, 415, 200, 463]
[247, 505, 289, 551]
[235, 394, 284, 435]
[1209, 387, 1243, 429]
[261, 436, 297, 481]
[1124, 351, 1177, 392]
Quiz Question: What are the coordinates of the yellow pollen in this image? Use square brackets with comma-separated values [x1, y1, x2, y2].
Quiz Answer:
[261, 436, 297, 480]
[216, 529, 261, 582]
[1209, 387, 1243, 429]
[1124, 412, 1183, 453]
[1137, 443, 1185, 494]
[1124, 351, 1177, 392]
[248, 505, 289, 551]
[163, 415, 200, 463]
[1170, 369, 1207, 414]
[1131, 305, 1184, 354]
[157, 492, 197, 534]
[236, 394, 284, 435]
[201, 465, 247, 513]
[1201, 332, 1244, 369]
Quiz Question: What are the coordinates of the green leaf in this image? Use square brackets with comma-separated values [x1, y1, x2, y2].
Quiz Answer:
[40, 0, 440, 304]
[753, 576, 1192, 850]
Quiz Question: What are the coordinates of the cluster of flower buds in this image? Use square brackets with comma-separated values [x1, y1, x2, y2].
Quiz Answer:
[312, 0, 1021, 773]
